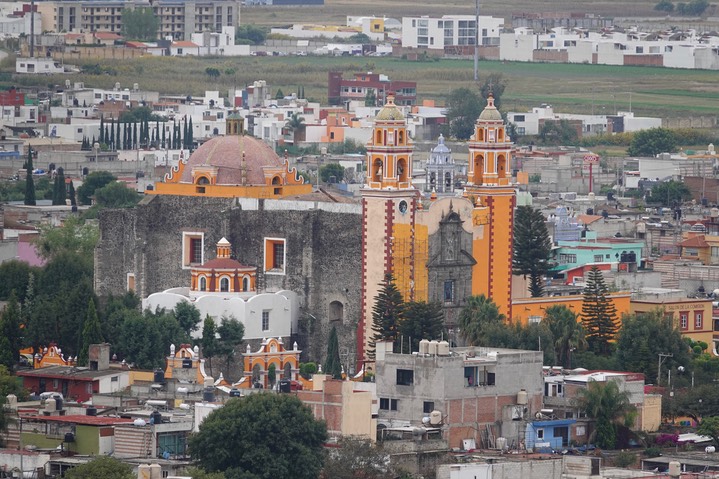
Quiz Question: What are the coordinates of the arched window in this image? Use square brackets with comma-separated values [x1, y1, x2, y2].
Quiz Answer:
[220, 277, 230, 292]
[397, 159, 408, 183]
[375, 129, 382, 144]
[398, 130, 404, 145]
[284, 362, 292, 379]
[199, 276, 207, 291]
[272, 176, 282, 185]
[242, 276, 250, 292]
[196, 176, 210, 185]
[497, 154, 507, 179]
[474, 154, 484, 184]
[445, 172, 452, 188]
[252, 364, 261, 385]
[329, 301, 344, 322]
[373, 159, 383, 182]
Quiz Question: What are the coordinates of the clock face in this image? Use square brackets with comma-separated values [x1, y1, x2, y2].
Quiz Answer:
[398, 200, 408, 214]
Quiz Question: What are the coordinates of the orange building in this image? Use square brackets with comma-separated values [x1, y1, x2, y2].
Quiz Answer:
[512, 293, 632, 326]
[630, 292, 713, 345]
[149, 113, 311, 198]
[240, 337, 300, 389]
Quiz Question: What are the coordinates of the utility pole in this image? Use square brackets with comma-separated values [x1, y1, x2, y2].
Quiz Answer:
[657, 352, 672, 386]
[473, 0, 479, 82]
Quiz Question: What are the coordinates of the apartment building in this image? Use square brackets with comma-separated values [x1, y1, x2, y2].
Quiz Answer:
[40, 0, 239, 40]
[401, 15, 504, 50]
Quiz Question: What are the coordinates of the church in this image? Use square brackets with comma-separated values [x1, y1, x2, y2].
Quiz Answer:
[95, 95, 516, 373]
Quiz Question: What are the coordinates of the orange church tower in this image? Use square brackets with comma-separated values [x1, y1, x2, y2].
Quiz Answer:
[360, 95, 419, 368]
[465, 93, 516, 319]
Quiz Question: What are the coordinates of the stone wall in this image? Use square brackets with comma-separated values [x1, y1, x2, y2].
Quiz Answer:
[95, 194, 363, 365]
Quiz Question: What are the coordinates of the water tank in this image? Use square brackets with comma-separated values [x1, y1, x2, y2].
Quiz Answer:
[438, 341, 450, 356]
[668, 461, 681, 477]
[279, 379, 291, 393]
[202, 387, 215, 402]
[428, 340, 439, 356]
[177, 387, 188, 394]
[229, 388, 241, 397]
[496, 437, 507, 450]
[711, 208, 719, 218]
[706, 446, 716, 453]
[64, 432, 75, 443]
[179, 403, 190, 410]
[6, 394, 17, 408]
[150, 410, 163, 425]
[153, 369, 165, 383]
[419, 339, 430, 355]
[517, 389, 528, 405]
[55, 395, 63, 411]
[429, 410, 442, 425]
[133, 418, 147, 427]
[45, 398, 56, 413]
[86, 406, 97, 417]
[182, 358, 192, 368]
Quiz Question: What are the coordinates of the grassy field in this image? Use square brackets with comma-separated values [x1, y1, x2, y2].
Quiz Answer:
[11, 55, 717, 120]
[240, 0, 661, 27]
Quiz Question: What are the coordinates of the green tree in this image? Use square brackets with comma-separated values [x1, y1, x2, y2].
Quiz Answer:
[319, 163, 345, 183]
[627, 127, 677, 156]
[65, 456, 134, 479]
[116, 308, 187, 369]
[181, 468, 226, 479]
[79, 299, 103, 366]
[324, 326, 342, 379]
[364, 88, 377, 107]
[93, 181, 142, 208]
[68, 180, 77, 206]
[538, 119, 579, 145]
[121, 7, 159, 41]
[0, 260, 36, 302]
[479, 73, 507, 109]
[614, 309, 690, 384]
[444, 87, 483, 141]
[235, 25, 266, 45]
[655, 0, 675, 11]
[0, 292, 22, 366]
[513, 206, 553, 297]
[174, 301, 201, 336]
[575, 380, 635, 449]
[320, 436, 392, 479]
[201, 315, 217, 371]
[543, 305, 587, 368]
[34, 215, 99, 260]
[458, 294, 505, 346]
[698, 416, 719, 447]
[581, 267, 618, 356]
[189, 394, 327, 478]
[77, 171, 116, 205]
[205, 67, 221, 80]
[648, 180, 691, 206]
[24, 149, 35, 206]
[398, 301, 445, 352]
[369, 274, 404, 358]
[215, 315, 245, 375]
[52, 167, 67, 205]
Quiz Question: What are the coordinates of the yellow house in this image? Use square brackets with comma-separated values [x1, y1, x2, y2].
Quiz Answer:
[512, 293, 632, 325]
[677, 232, 719, 265]
[630, 291, 713, 345]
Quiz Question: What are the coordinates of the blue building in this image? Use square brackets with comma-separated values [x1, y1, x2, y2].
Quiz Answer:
[526, 419, 576, 452]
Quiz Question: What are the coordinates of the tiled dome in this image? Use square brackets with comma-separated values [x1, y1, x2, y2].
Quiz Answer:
[181, 135, 282, 185]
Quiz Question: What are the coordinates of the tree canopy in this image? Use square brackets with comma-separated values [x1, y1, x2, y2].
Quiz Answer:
[513, 206, 553, 297]
[575, 380, 635, 449]
[189, 394, 327, 479]
[543, 305, 587, 368]
[320, 436, 393, 479]
[444, 88, 483, 141]
[581, 267, 618, 356]
[458, 294, 505, 346]
[319, 163, 344, 183]
[65, 456, 134, 479]
[369, 274, 404, 358]
[398, 300, 445, 352]
[324, 326, 342, 379]
[121, 7, 159, 41]
[77, 171, 117, 205]
[648, 180, 691, 206]
[235, 25, 266, 45]
[627, 127, 677, 157]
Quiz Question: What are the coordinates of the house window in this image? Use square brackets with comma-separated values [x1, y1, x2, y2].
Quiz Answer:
[396, 369, 414, 386]
[390, 399, 398, 410]
[126, 273, 135, 292]
[199, 276, 207, 291]
[262, 311, 270, 331]
[182, 232, 204, 268]
[423, 401, 434, 414]
[536, 428, 544, 440]
[680, 312, 688, 330]
[264, 238, 286, 274]
[695, 312, 703, 329]
[465, 366, 495, 387]
[220, 277, 230, 292]
[528, 315, 542, 324]
[594, 255, 604, 262]
[380, 397, 389, 410]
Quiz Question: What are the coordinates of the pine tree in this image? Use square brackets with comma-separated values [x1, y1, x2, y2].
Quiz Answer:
[581, 266, 618, 356]
[24, 148, 36, 206]
[79, 299, 104, 366]
[368, 273, 404, 359]
[513, 206, 553, 297]
[324, 326, 342, 379]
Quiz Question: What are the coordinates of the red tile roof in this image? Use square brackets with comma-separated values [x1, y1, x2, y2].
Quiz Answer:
[172, 41, 199, 48]
[678, 236, 709, 248]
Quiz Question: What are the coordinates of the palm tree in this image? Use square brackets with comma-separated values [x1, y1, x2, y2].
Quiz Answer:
[285, 112, 305, 145]
[543, 305, 587, 368]
[458, 295, 505, 346]
[575, 380, 636, 449]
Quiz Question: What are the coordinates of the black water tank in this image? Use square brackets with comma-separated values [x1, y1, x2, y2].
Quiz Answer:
[153, 369, 165, 383]
[182, 358, 192, 369]
[54, 395, 63, 411]
[202, 387, 215, 402]
[229, 388, 241, 398]
[64, 432, 75, 443]
[150, 410, 163, 425]
[279, 380, 291, 393]
[86, 406, 97, 416]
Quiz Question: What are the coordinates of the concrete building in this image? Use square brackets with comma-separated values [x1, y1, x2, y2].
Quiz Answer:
[375, 341, 544, 450]
[328, 71, 417, 107]
[401, 15, 504, 51]
[41, 0, 239, 41]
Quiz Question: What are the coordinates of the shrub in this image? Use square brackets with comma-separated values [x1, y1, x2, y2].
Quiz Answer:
[644, 446, 662, 457]
[614, 451, 637, 468]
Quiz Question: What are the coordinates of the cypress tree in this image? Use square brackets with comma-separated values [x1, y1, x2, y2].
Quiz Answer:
[68, 180, 76, 206]
[52, 167, 66, 205]
[133, 121, 138, 149]
[581, 266, 618, 356]
[115, 120, 120, 150]
[122, 121, 128, 150]
[188, 117, 193, 150]
[1, 291, 22, 364]
[24, 148, 36, 206]
[161, 123, 166, 149]
[91, 135, 96, 150]
[324, 326, 342, 380]
[104, 125, 110, 146]
[79, 299, 104, 366]
[99, 116, 105, 144]
[155, 120, 160, 147]
[183, 117, 188, 148]
[110, 120, 115, 149]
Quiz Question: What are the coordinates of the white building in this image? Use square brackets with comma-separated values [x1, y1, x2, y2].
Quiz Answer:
[191, 26, 250, 56]
[402, 15, 504, 50]
[16, 57, 73, 74]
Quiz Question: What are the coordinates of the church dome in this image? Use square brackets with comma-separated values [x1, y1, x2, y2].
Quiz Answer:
[180, 135, 282, 185]
[478, 93, 503, 122]
[432, 134, 451, 154]
[375, 94, 405, 121]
